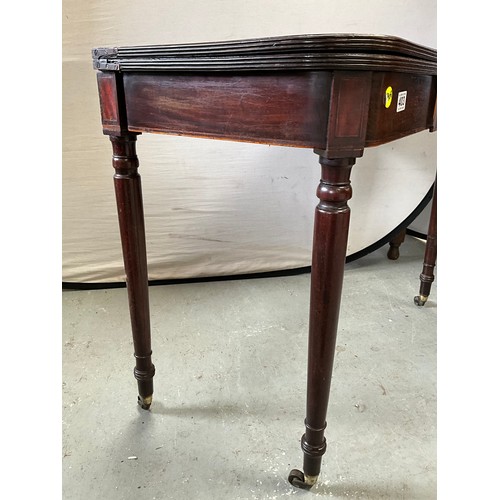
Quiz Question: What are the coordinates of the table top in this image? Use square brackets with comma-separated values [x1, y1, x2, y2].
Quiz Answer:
[92, 33, 436, 75]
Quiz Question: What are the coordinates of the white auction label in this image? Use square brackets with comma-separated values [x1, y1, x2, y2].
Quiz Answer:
[396, 91, 407, 112]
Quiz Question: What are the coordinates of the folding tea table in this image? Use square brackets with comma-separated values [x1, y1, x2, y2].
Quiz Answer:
[93, 33, 437, 489]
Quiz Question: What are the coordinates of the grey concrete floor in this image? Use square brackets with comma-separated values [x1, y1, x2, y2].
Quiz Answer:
[62, 236, 436, 500]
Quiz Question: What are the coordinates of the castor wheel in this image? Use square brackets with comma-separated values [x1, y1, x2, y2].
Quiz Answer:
[288, 469, 317, 490]
[414, 295, 428, 307]
[137, 395, 152, 410]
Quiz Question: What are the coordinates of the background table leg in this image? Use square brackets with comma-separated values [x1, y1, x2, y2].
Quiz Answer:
[289, 156, 355, 489]
[387, 228, 407, 260]
[110, 133, 155, 409]
[414, 179, 437, 306]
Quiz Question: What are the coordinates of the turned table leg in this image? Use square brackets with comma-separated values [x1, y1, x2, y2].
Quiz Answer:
[387, 228, 406, 260]
[110, 133, 155, 409]
[414, 180, 437, 306]
[289, 156, 355, 489]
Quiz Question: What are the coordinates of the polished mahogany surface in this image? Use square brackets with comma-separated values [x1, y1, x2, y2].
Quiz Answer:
[93, 33, 436, 73]
[95, 34, 436, 153]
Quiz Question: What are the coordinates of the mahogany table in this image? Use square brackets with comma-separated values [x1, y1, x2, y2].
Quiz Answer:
[93, 33, 437, 490]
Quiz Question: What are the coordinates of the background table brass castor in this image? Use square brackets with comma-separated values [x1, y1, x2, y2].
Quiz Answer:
[414, 295, 428, 306]
[137, 395, 152, 410]
[288, 469, 317, 490]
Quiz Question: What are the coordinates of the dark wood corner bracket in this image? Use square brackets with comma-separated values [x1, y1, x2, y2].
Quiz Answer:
[92, 33, 437, 491]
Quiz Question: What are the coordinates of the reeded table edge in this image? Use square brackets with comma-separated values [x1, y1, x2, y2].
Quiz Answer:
[92, 33, 437, 74]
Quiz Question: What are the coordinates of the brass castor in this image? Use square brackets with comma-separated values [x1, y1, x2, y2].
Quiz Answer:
[414, 295, 428, 307]
[138, 394, 152, 410]
[288, 469, 318, 490]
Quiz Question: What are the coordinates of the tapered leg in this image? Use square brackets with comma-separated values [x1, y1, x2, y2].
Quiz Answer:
[414, 180, 437, 306]
[110, 133, 155, 409]
[387, 228, 406, 260]
[289, 156, 355, 489]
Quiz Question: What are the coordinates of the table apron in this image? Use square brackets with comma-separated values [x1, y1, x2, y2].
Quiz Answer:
[123, 71, 333, 148]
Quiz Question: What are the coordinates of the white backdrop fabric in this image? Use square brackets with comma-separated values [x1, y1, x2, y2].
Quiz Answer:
[62, 0, 436, 283]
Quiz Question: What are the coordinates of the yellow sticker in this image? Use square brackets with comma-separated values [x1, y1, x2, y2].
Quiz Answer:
[384, 86, 393, 108]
